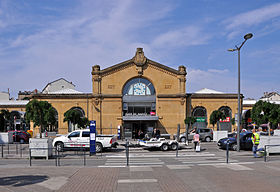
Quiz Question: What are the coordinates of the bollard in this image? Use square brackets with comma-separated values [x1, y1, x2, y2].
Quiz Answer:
[126, 140, 129, 166]
[1, 144, 3, 158]
[20, 143, 22, 158]
[264, 145, 267, 162]
[58, 150, 60, 166]
[16, 143, 18, 155]
[176, 124, 180, 157]
[55, 148, 58, 166]
[7, 143, 9, 154]
[29, 149, 32, 166]
[226, 139, 229, 164]
[84, 148, 86, 166]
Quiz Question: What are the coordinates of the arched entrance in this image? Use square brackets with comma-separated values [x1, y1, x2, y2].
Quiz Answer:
[122, 77, 158, 139]
[67, 107, 85, 132]
[192, 106, 207, 129]
[218, 106, 232, 132]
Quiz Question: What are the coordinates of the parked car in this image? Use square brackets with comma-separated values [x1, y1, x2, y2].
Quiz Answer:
[179, 128, 213, 143]
[8, 130, 30, 143]
[217, 132, 253, 151]
[52, 129, 118, 152]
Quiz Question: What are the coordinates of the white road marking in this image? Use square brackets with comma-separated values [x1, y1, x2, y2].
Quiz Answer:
[166, 165, 192, 169]
[118, 179, 158, 183]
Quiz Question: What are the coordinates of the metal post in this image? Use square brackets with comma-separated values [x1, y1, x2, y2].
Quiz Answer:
[126, 139, 129, 166]
[29, 148, 32, 166]
[16, 143, 18, 155]
[264, 145, 267, 162]
[237, 49, 241, 152]
[20, 143, 22, 158]
[84, 148, 86, 166]
[176, 124, 180, 157]
[226, 139, 229, 163]
[1, 144, 3, 158]
[58, 150, 60, 166]
[7, 143, 9, 154]
[55, 148, 58, 166]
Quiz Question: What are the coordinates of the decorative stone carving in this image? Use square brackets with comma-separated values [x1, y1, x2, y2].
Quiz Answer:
[133, 48, 147, 76]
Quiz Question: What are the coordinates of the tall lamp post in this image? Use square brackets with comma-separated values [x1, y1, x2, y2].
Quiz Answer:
[228, 33, 253, 152]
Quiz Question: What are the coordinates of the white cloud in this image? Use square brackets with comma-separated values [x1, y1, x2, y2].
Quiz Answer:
[224, 3, 280, 30]
[152, 26, 210, 48]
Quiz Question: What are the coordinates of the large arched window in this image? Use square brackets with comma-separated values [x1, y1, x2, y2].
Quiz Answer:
[192, 106, 207, 129]
[123, 78, 155, 96]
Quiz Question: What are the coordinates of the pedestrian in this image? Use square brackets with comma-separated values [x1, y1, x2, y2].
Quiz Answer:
[252, 128, 260, 158]
[155, 128, 160, 139]
[193, 131, 200, 151]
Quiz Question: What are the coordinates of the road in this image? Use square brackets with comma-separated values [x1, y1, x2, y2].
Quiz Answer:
[0, 142, 279, 191]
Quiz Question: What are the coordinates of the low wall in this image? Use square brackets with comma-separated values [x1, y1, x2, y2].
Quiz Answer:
[0, 132, 13, 144]
[213, 131, 228, 142]
[259, 136, 280, 153]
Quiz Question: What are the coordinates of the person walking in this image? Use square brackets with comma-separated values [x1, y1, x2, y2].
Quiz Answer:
[193, 131, 200, 152]
[252, 128, 260, 158]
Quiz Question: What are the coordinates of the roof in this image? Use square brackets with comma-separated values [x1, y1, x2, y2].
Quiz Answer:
[47, 88, 82, 94]
[42, 78, 75, 93]
[0, 100, 29, 106]
[243, 100, 257, 105]
[195, 88, 223, 94]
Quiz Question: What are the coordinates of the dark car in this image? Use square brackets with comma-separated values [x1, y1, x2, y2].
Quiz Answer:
[217, 132, 253, 151]
[9, 131, 30, 143]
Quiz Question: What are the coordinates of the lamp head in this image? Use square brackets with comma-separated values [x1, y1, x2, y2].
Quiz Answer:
[244, 33, 253, 40]
[228, 48, 236, 52]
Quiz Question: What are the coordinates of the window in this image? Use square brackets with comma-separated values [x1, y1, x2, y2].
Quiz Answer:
[68, 131, 80, 137]
[123, 78, 155, 96]
[82, 131, 90, 137]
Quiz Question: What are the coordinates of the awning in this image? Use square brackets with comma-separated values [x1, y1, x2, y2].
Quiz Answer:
[123, 116, 159, 121]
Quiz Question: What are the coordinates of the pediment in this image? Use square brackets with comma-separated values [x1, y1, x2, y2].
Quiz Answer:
[92, 48, 186, 77]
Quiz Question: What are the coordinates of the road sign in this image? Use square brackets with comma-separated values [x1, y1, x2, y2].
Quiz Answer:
[90, 120, 96, 155]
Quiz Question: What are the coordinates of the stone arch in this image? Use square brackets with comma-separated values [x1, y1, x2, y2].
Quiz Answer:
[122, 77, 156, 96]
[192, 106, 207, 129]
[66, 107, 86, 132]
[218, 106, 232, 132]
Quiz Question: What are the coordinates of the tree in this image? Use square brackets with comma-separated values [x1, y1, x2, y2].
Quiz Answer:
[0, 110, 11, 131]
[252, 100, 280, 129]
[64, 109, 89, 129]
[210, 110, 226, 131]
[184, 116, 196, 129]
[25, 99, 57, 138]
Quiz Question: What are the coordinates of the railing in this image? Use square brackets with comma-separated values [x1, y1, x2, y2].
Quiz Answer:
[1, 143, 28, 158]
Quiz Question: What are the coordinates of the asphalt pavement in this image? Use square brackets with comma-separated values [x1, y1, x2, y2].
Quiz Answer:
[0, 142, 279, 191]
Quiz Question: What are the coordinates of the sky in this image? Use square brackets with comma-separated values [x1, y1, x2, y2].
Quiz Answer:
[0, 0, 280, 100]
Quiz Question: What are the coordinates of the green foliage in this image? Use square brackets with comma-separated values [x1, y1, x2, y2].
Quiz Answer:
[252, 100, 280, 128]
[184, 116, 196, 125]
[210, 110, 226, 128]
[25, 99, 57, 137]
[231, 117, 236, 126]
[64, 109, 89, 129]
[0, 110, 11, 131]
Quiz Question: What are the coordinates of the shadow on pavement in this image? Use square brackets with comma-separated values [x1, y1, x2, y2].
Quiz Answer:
[0, 175, 48, 187]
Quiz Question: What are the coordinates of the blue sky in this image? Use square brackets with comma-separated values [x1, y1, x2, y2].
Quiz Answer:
[0, 0, 280, 99]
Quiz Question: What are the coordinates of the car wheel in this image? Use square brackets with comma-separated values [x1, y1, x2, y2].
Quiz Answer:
[180, 137, 186, 143]
[170, 143, 178, 151]
[231, 144, 237, 151]
[56, 142, 64, 152]
[205, 137, 211, 142]
[161, 143, 169, 151]
[96, 143, 103, 153]
[20, 139, 25, 144]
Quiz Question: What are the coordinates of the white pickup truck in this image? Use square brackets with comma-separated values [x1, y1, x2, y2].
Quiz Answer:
[52, 129, 118, 152]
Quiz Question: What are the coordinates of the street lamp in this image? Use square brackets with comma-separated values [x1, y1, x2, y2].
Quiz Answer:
[228, 33, 253, 152]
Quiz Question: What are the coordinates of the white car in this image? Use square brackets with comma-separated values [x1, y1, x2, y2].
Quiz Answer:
[138, 138, 178, 151]
[52, 129, 118, 152]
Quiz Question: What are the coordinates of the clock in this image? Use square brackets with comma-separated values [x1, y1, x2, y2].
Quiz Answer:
[133, 83, 146, 95]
